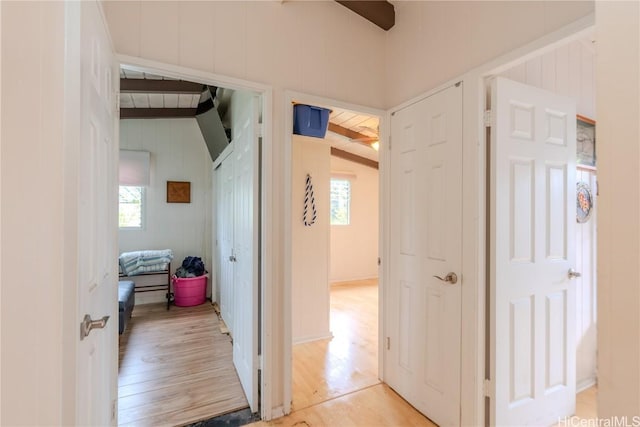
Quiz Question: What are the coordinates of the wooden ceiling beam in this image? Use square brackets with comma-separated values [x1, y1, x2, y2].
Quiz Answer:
[327, 122, 377, 144]
[336, 1, 395, 31]
[120, 79, 204, 94]
[331, 147, 379, 170]
[120, 108, 197, 119]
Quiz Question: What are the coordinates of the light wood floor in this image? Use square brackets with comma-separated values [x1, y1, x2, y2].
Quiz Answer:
[118, 302, 248, 426]
[292, 279, 381, 411]
[254, 279, 434, 426]
[252, 278, 598, 427]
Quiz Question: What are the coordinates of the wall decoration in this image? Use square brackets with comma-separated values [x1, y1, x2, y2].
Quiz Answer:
[577, 115, 596, 168]
[576, 181, 593, 223]
[167, 181, 191, 203]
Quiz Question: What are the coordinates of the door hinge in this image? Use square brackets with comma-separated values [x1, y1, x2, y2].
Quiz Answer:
[377, 257, 381, 266]
[483, 379, 492, 398]
[386, 337, 391, 350]
[483, 109, 492, 127]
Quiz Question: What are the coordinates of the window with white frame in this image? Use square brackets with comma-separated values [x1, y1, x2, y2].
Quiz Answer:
[119, 150, 150, 229]
[119, 186, 144, 228]
[330, 178, 351, 225]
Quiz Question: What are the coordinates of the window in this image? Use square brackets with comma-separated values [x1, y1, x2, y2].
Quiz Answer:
[330, 178, 351, 225]
[118, 150, 149, 229]
[119, 186, 144, 228]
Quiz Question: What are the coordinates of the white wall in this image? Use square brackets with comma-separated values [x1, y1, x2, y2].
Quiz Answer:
[291, 135, 331, 344]
[330, 156, 379, 283]
[119, 118, 213, 303]
[501, 38, 596, 119]
[1, 2, 67, 424]
[385, 1, 595, 108]
[103, 1, 387, 407]
[500, 41, 597, 390]
[104, 0, 597, 417]
[596, 1, 640, 419]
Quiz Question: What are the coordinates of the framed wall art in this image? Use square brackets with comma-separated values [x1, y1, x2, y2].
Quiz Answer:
[577, 115, 596, 168]
[166, 181, 191, 203]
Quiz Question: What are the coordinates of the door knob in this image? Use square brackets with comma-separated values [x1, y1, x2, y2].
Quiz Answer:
[80, 314, 110, 340]
[568, 268, 582, 279]
[433, 272, 458, 285]
[229, 255, 237, 262]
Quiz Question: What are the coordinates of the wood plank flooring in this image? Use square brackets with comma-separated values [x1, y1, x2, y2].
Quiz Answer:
[292, 279, 381, 411]
[118, 302, 248, 426]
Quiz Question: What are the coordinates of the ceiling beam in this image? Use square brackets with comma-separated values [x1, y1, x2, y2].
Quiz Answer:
[327, 122, 377, 145]
[120, 108, 197, 119]
[120, 79, 204, 94]
[336, 1, 395, 31]
[331, 147, 379, 170]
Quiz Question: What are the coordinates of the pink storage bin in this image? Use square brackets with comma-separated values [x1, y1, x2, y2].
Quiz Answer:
[172, 275, 207, 307]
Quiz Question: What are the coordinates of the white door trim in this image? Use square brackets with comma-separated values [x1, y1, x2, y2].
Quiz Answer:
[379, 13, 595, 427]
[470, 14, 595, 427]
[282, 90, 386, 416]
[115, 54, 275, 420]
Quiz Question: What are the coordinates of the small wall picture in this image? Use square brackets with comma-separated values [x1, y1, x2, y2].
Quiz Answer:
[167, 181, 191, 203]
[577, 115, 596, 168]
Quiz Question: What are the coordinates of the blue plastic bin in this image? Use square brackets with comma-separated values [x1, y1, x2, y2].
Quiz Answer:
[293, 104, 330, 138]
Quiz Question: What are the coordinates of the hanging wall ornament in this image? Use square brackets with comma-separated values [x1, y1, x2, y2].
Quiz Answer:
[576, 181, 594, 223]
[303, 174, 317, 227]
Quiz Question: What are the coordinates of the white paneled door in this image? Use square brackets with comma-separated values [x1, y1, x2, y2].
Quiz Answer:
[490, 77, 577, 426]
[217, 154, 235, 334]
[74, 1, 119, 425]
[232, 95, 261, 412]
[387, 83, 463, 426]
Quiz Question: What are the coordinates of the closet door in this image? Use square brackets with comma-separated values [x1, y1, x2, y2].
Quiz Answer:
[217, 155, 235, 334]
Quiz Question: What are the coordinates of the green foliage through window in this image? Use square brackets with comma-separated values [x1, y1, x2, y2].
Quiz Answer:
[330, 179, 351, 225]
[119, 186, 143, 228]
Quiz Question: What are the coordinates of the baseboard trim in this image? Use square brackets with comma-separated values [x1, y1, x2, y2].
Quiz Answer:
[577, 378, 596, 393]
[292, 332, 333, 345]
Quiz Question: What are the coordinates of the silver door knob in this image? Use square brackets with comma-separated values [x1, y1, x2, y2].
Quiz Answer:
[568, 268, 582, 279]
[433, 272, 458, 285]
[80, 314, 110, 340]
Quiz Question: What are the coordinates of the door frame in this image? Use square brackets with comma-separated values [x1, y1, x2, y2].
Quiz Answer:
[476, 16, 596, 426]
[282, 90, 387, 415]
[115, 54, 274, 420]
[380, 13, 595, 426]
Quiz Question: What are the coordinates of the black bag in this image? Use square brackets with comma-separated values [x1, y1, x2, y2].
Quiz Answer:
[181, 256, 205, 277]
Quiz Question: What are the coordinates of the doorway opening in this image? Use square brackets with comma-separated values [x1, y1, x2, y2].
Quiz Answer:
[484, 28, 598, 424]
[288, 100, 382, 411]
[116, 64, 265, 426]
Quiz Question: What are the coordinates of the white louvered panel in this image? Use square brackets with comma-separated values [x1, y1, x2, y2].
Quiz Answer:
[164, 94, 179, 108]
[178, 94, 193, 108]
[148, 93, 164, 108]
[131, 93, 150, 108]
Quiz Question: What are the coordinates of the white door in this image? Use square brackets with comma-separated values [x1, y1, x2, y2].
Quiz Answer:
[75, 1, 119, 425]
[490, 77, 576, 426]
[217, 155, 235, 334]
[387, 83, 463, 426]
[232, 94, 261, 412]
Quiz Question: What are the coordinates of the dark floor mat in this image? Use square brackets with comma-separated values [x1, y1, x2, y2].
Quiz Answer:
[186, 408, 260, 427]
